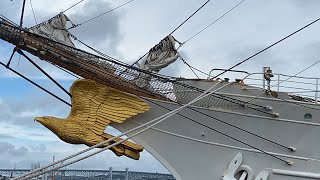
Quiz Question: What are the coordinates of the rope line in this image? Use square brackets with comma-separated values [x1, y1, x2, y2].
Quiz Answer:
[128, 0, 212, 68]
[0, 20, 292, 170]
[8, 21, 276, 115]
[0, 60, 71, 106]
[63, 0, 85, 13]
[0, 13, 18, 26]
[69, 0, 135, 30]
[170, 0, 212, 35]
[18, 50, 72, 98]
[212, 17, 320, 79]
[49, 62, 81, 79]
[17, 74, 287, 178]
[19, 0, 27, 27]
[145, 99, 292, 165]
[29, 0, 38, 25]
[183, 0, 247, 45]
[186, 106, 292, 150]
[180, 57, 200, 78]
[63, 33, 279, 116]
[17, 81, 290, 179]
[69, 29, 275, 115]
[17, 82, 229, 179]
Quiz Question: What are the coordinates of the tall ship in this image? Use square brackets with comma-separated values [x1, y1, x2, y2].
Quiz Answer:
[1, 1, 320, 180]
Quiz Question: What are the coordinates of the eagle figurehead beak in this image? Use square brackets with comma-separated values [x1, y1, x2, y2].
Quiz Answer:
[34, 117, 44, 122]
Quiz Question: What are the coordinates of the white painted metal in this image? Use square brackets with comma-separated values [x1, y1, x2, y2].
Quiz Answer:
[112, 79, 320, 180]
[272, 169, 320, 179]
[255, 171, 269, 180]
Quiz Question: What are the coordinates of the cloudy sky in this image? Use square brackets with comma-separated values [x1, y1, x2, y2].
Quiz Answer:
[0, 0, 320, 174]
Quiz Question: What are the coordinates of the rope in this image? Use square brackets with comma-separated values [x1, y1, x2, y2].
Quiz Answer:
[0, 19, 290, 158]
[67, 29, 275, 116]
[0, 13, 18, 26]
[128, 0, 212, 68]
[62, 0, 85, 13]
[69, 34, 279, 116]
[17, 82, 228, 179]
[183, 0, 247, 45]
[212, 17, 320, 79]
[49, 62, 81, 79]
[68, 0, 135, 30]
[170, 0, 212, 35]
[174, 0, 248, 78]
[9, 57, 288, 179]
[18, 50, 72, 98]
[19, 0, 27, 27]
[145, 99, 293, 165]
[180, 57, 200, 78]
[70, 35, 278, 116]
[18, 80, 290, 179]
[14, 21, 277, 115]
[0, 17, 292, 177]
[186, 106, 292, 150]
[0, 60, 71, 106]
[29, 0, 38, 25]
[71, 35, 121, 63]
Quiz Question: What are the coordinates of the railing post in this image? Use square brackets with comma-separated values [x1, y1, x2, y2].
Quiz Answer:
[262, 67, 266, 90]
[109, 167, 113, 180]
[277, 74, 280, 92]
[316, 78, 318, 103]
[125, 168, 129, 180]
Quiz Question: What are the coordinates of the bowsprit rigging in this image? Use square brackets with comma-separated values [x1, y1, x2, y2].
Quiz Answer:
[0, 10, 298, 162]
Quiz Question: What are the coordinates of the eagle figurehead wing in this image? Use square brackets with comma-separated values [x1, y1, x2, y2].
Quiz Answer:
[68, 79, 150, 159]
[68, 79, 150, 134]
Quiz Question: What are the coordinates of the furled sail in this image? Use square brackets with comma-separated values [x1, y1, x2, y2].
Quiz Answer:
[28, 12, 75, 47]
[138, 35, 180, 72]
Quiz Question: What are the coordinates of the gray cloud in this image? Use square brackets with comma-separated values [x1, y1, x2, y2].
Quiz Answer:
[0, 0, 123, 80]
[68, 0, 122, 54]
[0, 142, 28, 156]
[29, 144, 47, 152]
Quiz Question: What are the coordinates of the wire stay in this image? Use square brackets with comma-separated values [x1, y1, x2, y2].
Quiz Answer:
[69, 0, 136, 30]
[0, 59, 71, 106]
[211, 17, 320, 79]
[17, 50, 72, 98]
[170, 0, 212, 35]
[19, 0, 27, 27]
[29, 0, 38, 25]
[63, 0, 85, 13]
[183, 0, 247, 45]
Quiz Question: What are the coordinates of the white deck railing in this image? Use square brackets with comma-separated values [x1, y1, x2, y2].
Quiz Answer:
[208, 69, 320, 103]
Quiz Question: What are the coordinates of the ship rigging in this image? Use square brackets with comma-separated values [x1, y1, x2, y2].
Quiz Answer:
[2, 1, 320, 180]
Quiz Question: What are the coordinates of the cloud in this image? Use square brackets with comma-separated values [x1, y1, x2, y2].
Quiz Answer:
[0, 142, 28, 156]
[68, 0, 123, 54]
[29, 144, 47, 152]
[0, 0, 123, 80]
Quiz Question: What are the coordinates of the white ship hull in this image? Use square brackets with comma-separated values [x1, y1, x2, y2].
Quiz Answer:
[113, 80, 320, 180]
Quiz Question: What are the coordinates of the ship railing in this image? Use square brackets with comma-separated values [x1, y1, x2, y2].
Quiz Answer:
[208, 69, 320, 104]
